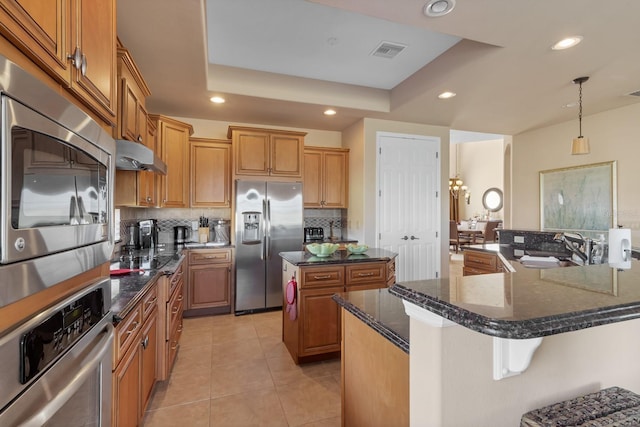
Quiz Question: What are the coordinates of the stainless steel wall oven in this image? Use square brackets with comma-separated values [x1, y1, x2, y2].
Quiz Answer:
[0, 279, 113, 426]
[0, 54, 115, 308]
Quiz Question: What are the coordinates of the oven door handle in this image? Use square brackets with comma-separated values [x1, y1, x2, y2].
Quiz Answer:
[18, 323, 114, 427]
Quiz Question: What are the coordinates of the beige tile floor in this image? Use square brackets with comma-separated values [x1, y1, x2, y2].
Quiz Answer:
[142, 310, 341, 427]
[143, 257, 462, 426]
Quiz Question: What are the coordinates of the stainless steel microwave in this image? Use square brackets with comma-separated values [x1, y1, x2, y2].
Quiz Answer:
[0, 55, 115, 269]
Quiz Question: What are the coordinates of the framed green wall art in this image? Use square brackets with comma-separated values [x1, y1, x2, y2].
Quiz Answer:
[539, 161, 617, 233]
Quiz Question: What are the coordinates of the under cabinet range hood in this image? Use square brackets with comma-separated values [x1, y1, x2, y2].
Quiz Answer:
[115, 139, 167, 174]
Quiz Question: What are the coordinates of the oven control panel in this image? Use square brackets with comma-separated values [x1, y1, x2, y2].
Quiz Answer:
[19, 288, 105, 384]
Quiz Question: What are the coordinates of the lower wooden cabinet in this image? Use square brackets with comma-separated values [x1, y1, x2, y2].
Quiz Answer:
[157, 257, 185, 381]
[463, 249, 504, 275]
[112, 280, 158, 427]
[282, 259, 396, 364]
[185, 248, 233, 315]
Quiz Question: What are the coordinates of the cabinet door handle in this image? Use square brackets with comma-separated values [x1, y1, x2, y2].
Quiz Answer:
[126, 321, 139, 335]
[177, 294, 183, 302]
[313, 275, 332, 280]
[172, 306, 179, 314]
[67, 47, 82, 70]
[141, 335, 149, 349]
[204, 255, 221, 259]
[410, 235, 420, 240]
[401, 236, 408, 240]
[80, 53, 87, 76]
[357, 272, 375, 277]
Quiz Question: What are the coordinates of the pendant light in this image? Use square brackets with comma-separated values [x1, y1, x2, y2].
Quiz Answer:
[571, 76, 590, 155]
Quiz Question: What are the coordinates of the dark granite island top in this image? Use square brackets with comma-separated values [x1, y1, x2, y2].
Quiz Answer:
[390, 257, 640, 339]
[279, 248, 397, 266]
[332, 288, 410, 353]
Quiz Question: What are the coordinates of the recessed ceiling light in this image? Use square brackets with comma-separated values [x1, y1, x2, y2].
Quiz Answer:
[551, 36, 583, 50]
[324, 109, 337, 116]
[438, 91, 456, 99]
[423, 0, 456, 17]
[210, 96, 225, 104]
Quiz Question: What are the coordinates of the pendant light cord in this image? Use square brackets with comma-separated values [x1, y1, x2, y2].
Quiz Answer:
[578, 81, 583, 138]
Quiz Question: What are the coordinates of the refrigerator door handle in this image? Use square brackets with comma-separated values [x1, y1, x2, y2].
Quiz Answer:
[266, 199, 272, 259]
[261, 199, 267, 260]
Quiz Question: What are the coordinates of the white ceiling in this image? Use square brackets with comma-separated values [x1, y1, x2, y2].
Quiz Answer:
[117, 0, 640, 136]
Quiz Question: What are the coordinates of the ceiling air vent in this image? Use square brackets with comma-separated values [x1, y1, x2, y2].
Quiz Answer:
[371, 41, 407, 59]
[627, 90, 640, 97]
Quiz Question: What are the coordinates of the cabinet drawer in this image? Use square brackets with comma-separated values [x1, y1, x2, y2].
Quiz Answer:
[188, 249, 231, 265]
[114, 305, 142, 365]
[141, 282, 158, 321]
[168, 282, 184, 334]
[345, 262, 386, 286]
[301, 266, 344, 288]
[167, 315, 183, 373]
[464, 251, 498, 271]
[169, 261, 184, 298]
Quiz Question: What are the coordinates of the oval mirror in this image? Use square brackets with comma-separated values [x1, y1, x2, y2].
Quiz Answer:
[482, 188, 503, 212]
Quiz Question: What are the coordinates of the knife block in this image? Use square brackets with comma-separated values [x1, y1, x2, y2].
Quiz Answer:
[198, 227, 209, 243]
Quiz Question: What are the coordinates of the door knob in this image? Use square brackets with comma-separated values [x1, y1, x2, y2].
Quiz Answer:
[401, 236, 408, 240]
[410, 235, 419, 240]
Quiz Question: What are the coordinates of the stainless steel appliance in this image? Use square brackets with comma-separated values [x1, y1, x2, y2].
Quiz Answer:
[235, 180, 303, 313]
[212, 219, 231, 245]
[0, 279, 113, 426]
[174, 225, 191, 244]
[0, 54, 114, 308]
[138, 219, 159, 249]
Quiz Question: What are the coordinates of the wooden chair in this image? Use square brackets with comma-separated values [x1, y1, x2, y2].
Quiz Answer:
[477, 220, 501, 243]
[449, 220, 471, 253]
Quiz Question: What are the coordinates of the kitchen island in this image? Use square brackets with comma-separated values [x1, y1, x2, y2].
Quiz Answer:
[385, 252, 640, 426]
[279, 249, 397, 363]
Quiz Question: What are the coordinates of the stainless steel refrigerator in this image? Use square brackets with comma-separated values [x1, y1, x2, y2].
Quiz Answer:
[235, 180, 303, 313]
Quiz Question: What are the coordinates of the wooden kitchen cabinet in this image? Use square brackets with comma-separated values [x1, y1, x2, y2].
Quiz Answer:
[190, 138, 231, 207]
[228, 126, 305, 178]
[0, 0, 117, 125]
[282, 259, 395, 363]
[115, 43, 157, 208]
[151, 115, 193, 208]
[113, 279, 158, 427]
[185, 248, 233, 315]
[463, 249, 504, 276]
[157, 257, 185, 381]
[303, 147, 349, 208]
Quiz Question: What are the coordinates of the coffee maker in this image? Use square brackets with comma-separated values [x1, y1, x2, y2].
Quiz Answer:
[138, 219, 159, 249]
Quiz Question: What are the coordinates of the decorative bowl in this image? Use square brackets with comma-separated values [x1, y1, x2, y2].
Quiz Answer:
[346, 244, 369, 254]
[306, 243, 340, 257]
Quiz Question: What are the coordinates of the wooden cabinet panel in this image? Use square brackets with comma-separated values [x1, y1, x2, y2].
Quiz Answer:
[270, 133, 303, 177]
[303, 147, 348, 208]
[303, 151, 322, 206]
[113, 335, 140, 427]
[188, 264, 231, 309]
[152, 115, 193, 208]
[463, 249, 503, 275]
[0, 0, 69, 83]
[68, 0, 116, 125]
[301, 265, 344, 288]
[114, 305, 141, 365]
[141, 282, 158, 321]
[300, 286, 343, 357]
[229, 126, 305, 178]
[345, 262, 386, 286]
[188, 249, 232, 265]
[190, 138, 231, 207]
[139, 309, 158, 418]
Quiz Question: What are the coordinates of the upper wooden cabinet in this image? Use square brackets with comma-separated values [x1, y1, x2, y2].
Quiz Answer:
[303, 146, 349, 208]
[227, 126, 305, 179]
[114, 43, 156, 208]
[151, 115, 193, 208]
[190, 138, 231, 208]
[0, 0, 117, 125]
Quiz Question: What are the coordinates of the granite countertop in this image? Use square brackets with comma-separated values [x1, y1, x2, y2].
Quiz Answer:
[390, 251, 640, 339]
[280, 248, 397, 266]
[332, 288, 409, 353]
[110, 246, 184, 321]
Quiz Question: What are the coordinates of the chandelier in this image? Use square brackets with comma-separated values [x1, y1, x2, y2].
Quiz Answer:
[449, 177, 470, 204]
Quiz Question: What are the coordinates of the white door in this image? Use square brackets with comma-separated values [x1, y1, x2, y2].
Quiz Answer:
[377, 132, 440, 282]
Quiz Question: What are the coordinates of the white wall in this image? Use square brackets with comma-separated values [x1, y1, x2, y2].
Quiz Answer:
[512, 102, 640, 243]
[457, 139, 504, 220]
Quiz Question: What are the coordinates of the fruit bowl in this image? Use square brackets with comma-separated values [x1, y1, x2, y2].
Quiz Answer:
[346, 244, 369, 254]
[306, 243, 340, 257]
